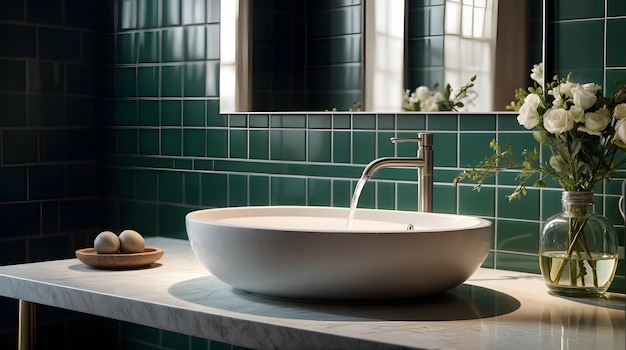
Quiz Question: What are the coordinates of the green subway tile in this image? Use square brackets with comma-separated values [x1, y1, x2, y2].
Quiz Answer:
[229, 129, 248, 159]
[162, 329, 189, 349]
[158, 204, 190, 238]
[435, 168, 470, 184]
[308, 114, 332, 129]
[397, 182, 418, 211]
[194, 159, 214, 170]
[0, 93, 26, 126]
[541, 190, 562, 221]
[270, 176, 306, 205]
[271, 114, 307, 128]
[207, 23, 219, 59]
[5, 131, 38, 163]
[353, 114, 376, 129]
[159, 171, 184, 203]
[161, 99, 182, 125]
[206, 61, 219, 97]
[356, 180, 375, 209]
[29, 95, 64, 126]
[115, 67, 137, 97]
[138, 129, 159, 155]
[229, 174, 248, 207]
[109, 169, 135, 198]
[207, 129, 228, 157]
[162, 65, 182, 97]
[182, 0, 206, 24]
[377, 132, 395, 158]
[308, 178, 331, 206]
[607, 19, 626, 68]
[553, 20, 604, 79]
[117, 129, 138, 154]
[458, 133, 493, 167]
[434, 132, 458, 167]
[138, 31, 160, 63]
[183, 129, 206, 157]
[554, 0, 604, 20]
[333, 131, 351, 163]
[395, 132, 421, 157]
[377, 182, 395, 210]
[136, 169, 158, 201]
[184, 62, 206, 97]
[0, 0, 24, 21]
[162, 27, 184, 62]
[428, 114, 457, 130]
[333, 114, 351, 129]
[378, 114, 395, 130]
[249, 114, 269, 128]
[433, 184, 456, 214]
[497, 113, 523, 131]
[482, 251, 495, 269]
[162, 0, 181, 26]
[249, 175, 270, 205]
[116, 33, 136, 64]
[498, 132, 537, 154]
[161, 128, 182, 155]
[458, 185, 495, 216]
[138, 100, 159, 126]
[185, 172, 200, 205]
[609, 0, 626, 16]
[0, 60, 26, 91]
[201, 173, 228, 207]
[174, 158, 193, 169]
[333, 179, 351, 207]
[183, 100, 206, 126]
[229, 114, 247, 127]
[460, 114, 496, 131]
[270, 130, 306, 161]
[397, 113, 426, 130]
[352, 132, 376, 164]
[497, 187, 540, 221]
[138, 66, 159, 97]
[249, 130, 269, 160]
[308, 131, 331, 162]
[119, 201, 158, 235]
[138, 0, 159, 28]
[185, 25, 206, 60]
[495, 252, 540, 274]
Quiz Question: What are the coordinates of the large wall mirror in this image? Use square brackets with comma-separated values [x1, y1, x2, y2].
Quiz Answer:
[220, 0, 544, 113]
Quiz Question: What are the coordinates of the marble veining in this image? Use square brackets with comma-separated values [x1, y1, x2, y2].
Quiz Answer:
[0, 237, 623, 350]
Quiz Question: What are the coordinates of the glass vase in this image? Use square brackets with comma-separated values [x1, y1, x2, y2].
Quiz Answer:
[539, 191, 619, 297]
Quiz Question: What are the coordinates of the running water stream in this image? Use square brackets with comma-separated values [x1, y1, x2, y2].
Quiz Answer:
[345, 175, 369, 230]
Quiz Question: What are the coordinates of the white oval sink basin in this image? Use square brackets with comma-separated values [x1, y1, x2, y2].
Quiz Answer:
[185, 206, 493, 301]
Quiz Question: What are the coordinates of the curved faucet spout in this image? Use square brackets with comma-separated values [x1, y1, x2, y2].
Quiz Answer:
[361, 158, 427, 179]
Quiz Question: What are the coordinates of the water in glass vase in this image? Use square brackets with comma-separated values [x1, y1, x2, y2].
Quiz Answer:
[540, 251, 618, 296]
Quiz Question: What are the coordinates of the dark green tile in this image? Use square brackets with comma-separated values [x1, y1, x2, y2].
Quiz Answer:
[229, 129, 248, 158]
[249, 114, 269, 128]
[138, 31, 159, 63]
[496, 219, 540, 254]
[116, 32, 136, 64]
[229, 174, 248, 207]
[0, 93, 26, 126]
[308, 178, 331, 206]
[206, 61, 219, 96]
[185, 172, 200, 205]
[119, 201, 158, 235]
[428, 114, 457, 130]
[158, 204, 190, 238]
[0, 60, 26, 91]
[458, 185, 495, 216]
[162, 329, 189, 349]
[497, 187, 540, 221]
[138, 66, 159, 97]
[607, 19, 626, 68]
[352, 132, 375, 164]
[183, 100, 205, 126]
[554, 0, 604, 20]
[249, 175, 270, 205]
[162, 27, 184, 62]
[207, 129, 228, 157]
[377, 132, 395, 158]
[433, 184, 456, 214]
[433, 133, 458, 167]
[497, 113, 523, 131]
[609, 0, 626, 15]
[182, 0, 206, 24]
[495, 252, 540, 274]
[161, 99, 182, 125]
[185, 25, 206, 60]
[138, 0, 159, 28]
[460, 114, 496, 131]
[114, 67, 137, 97]
[207, 23, 220, 59]
[397, 113, 426, 130]
[184, 62, 206, 97]
[162, 0, 181, 26]
[308, 114, 332, 129]
[3, 130, 38, 163]
[333, 114, 351, 129]
[332, 131, 351, 163]
[270, 130, 306, 161]
[308, 131, 331, 162]
[117, 129, 138, 154]
[183, 129, 206, 157]
[541, 189, 563, 221]
[138, 129, 159, 155]
[161, 128, 182, 156]
[162, 65, 182, 96]
[0, 0, 25, 21]
[353, 114, 376, 129]
[333, 179, 351, 207]
[249, 130, 269, 160]
[271, 114, 306, 128]
[138, 100, 159, 126]
[377, 182, 395, 210]
[356, 180, 375, 209]
[271, 177, 305, 205]
[136, 170, 158, 201]
[458, 133, 494, 167]
[201, 173, 227, 207]
[553, 20, 604, 81]
[397, 182, 418, 211]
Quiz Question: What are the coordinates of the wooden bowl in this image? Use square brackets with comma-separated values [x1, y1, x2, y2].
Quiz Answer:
[75, 247, 164, 269]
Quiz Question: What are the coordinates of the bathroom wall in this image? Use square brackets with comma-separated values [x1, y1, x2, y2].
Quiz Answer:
[0, 0, 624, 349]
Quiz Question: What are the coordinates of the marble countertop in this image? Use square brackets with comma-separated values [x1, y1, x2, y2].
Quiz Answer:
[0, 237, 623, 350]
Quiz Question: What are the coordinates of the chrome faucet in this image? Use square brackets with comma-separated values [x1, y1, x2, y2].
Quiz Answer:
[360, 133, 433, 212]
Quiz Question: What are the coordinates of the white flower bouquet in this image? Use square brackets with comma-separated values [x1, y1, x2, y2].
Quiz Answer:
[403, 76, 477, 112]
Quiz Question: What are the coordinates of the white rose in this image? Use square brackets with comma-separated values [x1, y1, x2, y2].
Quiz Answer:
[578, 108, 611, 135]
[530, 63, 544, 86]
[569, 105, 585, 123]
[614, 118, 626, 147]
[559, 82, 576, 98]
[416, 86, 431, 102]
[517, 103, 541, 129]
[613, 103, 626, 119]
[524, 93, 542, 110]
[581, 82, 602, 94]
[543, 107, 574, 134]
[571, 85, 598, 109]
